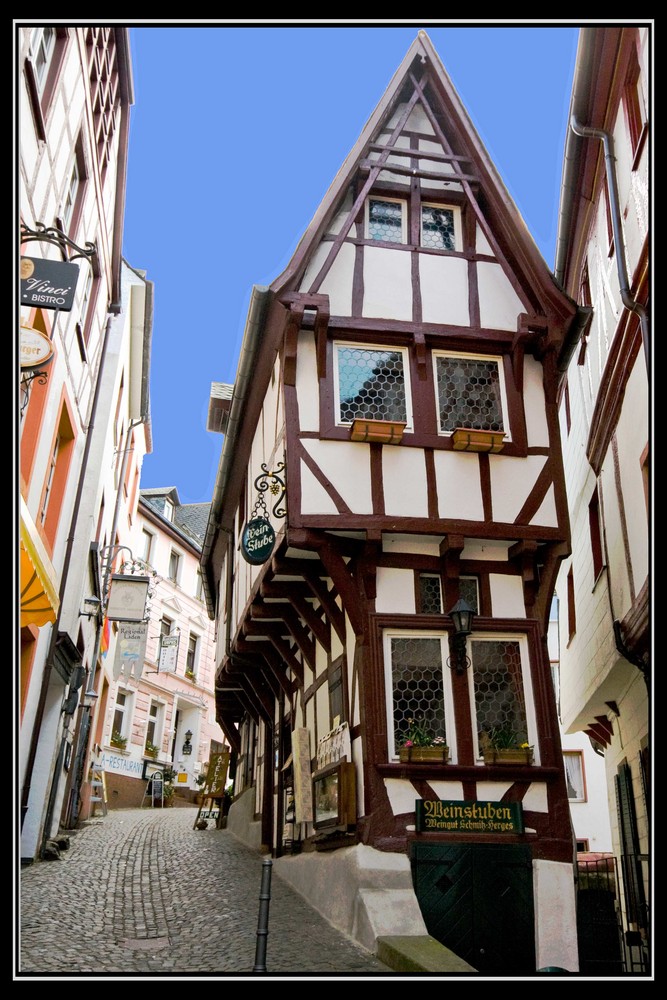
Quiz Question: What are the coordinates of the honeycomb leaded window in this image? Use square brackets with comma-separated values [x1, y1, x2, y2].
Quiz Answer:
[366, 197, 405, 243]
[384, 632, 455, 759]
[433, 352, 507, 434]
[471, 637, 533, 758]
[421, 204, 457, 250]
[418, 574, 443, 613]
[459, 576, 479, 614]
[335, 344, 411, 427]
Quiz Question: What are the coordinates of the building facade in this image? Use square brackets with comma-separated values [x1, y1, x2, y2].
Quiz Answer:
[18, 26, 152, 861]
[553, 25, 651, 974]
[88, 488, 226, 812]
[201, 31, 586, 974]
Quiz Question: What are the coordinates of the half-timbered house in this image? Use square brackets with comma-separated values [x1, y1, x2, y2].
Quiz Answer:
[201, 31, 583, 973]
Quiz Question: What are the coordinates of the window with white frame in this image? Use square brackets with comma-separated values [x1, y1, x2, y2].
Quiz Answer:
[61, 155, 80, 230]
[163, 498, 174, 522]
[185, 633, 199, 678]
[383, 631, 456, 760]
[421, 203, 461, 251]
[112, 688, 131, 740]
[366, 196, 406, 244]
[417, 574, 443, 614]
[469, 634, 536, 759]
[195, 569, 205, 602]
[563, 751, 586, 801]
[29, 27, 57, 90]
[334, 343, 412, 429]
[146, 700, 163, 751]
[168, 549, 181, 584]
[433, 351, 509, 437]
[140, 528, 154, 565]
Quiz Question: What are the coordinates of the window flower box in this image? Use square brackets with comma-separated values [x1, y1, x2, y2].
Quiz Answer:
[110, 730, 127, 750]
[451, 427, 506, 453]
[350, 419, 406, 445]
[399, 746, 449, 764]
[482, 747, 534, 765]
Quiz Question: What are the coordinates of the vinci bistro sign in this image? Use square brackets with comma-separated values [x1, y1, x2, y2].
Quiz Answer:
[241, 517, 275, 565]
[21, 256, 80, 312]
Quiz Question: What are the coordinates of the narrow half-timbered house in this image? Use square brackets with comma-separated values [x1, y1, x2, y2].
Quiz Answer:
[202, 31, 582, 973]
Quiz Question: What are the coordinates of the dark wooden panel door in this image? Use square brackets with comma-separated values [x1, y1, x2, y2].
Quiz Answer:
[412, 843, 536, 975]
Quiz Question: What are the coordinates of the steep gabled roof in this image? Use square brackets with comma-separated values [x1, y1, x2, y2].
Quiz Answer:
[270, 30, 575, 330]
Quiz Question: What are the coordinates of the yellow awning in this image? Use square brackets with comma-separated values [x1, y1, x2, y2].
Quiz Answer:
[20, 498, 59, 628]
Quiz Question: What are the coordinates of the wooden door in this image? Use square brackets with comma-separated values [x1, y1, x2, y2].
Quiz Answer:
[411, 842, 536, 975]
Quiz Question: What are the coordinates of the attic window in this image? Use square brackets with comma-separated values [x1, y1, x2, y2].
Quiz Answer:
[366, 197, 406, 244]
[421, 204, 458, 250]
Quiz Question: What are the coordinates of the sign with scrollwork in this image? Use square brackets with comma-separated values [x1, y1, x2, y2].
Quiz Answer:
[240, 461, 286, 565]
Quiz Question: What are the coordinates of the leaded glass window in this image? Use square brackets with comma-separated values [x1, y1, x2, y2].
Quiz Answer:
[434, 353, 506, 434]
[418, 574, 443, 613]
[386, 634, 452, 756]
[471, 638, 530, 755]
[367, 198, 405, 243]
[459, 577, 479, 614]
[335, 344, 410, 426]
[421, 205, 456, 250]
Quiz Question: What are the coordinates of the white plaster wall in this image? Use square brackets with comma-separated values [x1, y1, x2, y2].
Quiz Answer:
[362, 246, 412, 321]
[316, 240, 355, 317]
[301, 439, 373, 513]
[489, 454, 550, 525]
[295, 332, 319, 431]
[433, 451, 484, 521]
[420, 254, 470, 326]
[489, 574, 525, 619]
[382, 447, 428, 517]
[561, 733, 612, 852]
[375, 567, 416, 614]
[614, 356, 649, 588]
[300, 462, 340, 515]
[477, 260, 526, 331]
[523, 355, 549, 448]
[475, 223, 493, 256]
[382, 534, 442, 556]
[533, 860, 579, 972]
[530, 485, 559, 529]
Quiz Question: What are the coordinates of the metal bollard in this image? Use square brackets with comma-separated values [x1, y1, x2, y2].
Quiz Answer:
[253, 857, 273, 972]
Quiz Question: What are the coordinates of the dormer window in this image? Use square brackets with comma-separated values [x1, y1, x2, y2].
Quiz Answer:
[163, 498, 174, 522]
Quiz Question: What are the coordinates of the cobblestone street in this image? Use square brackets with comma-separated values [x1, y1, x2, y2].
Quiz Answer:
[17, 807, 392, 980]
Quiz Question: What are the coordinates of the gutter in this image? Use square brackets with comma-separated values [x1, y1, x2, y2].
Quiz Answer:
[201, 285, 272, 622]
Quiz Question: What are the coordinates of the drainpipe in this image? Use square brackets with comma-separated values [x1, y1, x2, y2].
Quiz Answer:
[569, 115, 649, 368]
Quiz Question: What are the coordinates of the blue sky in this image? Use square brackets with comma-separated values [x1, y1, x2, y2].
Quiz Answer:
[122, 23, 580, 504]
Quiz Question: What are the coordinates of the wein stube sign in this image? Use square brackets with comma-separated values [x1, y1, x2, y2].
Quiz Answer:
[241, 517, 275, 565]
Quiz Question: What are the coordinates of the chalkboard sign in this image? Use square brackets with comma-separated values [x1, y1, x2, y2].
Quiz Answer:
[151, 770, 164, 807]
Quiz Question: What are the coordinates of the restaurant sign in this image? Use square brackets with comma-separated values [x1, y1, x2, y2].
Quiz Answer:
[21, 256, 80, 311]
[241, 516, 275, 565]
[415, 799, 524, 834]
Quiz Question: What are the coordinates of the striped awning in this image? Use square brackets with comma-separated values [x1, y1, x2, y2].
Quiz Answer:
[20, 497, 59, 628]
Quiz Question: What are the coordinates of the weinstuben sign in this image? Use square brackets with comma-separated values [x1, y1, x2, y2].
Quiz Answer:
[21, 256, 80, 312]
[415, 799, 524, 834]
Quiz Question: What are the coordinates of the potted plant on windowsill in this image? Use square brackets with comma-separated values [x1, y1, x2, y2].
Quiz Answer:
[144, 739, 160, 759]
[110, 730, 128, 750]
[479, 724, 534, 764]
[397, 718, 449, 763]
[185, 669, 196, 681]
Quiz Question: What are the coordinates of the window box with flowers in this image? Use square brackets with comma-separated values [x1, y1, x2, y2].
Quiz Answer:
[144, 739, 160, 759]
[110, 730, 128, 751]
[479, 724, 534, 765]
[397, 718, 449, 763]
[185, 669, 196, 682]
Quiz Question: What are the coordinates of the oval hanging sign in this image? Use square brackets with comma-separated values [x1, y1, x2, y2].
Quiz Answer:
[20, 325, 54, 368]
[241, 517, 276, 565]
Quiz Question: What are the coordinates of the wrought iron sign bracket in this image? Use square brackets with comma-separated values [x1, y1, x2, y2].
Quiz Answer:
[20, 221, 98, 264]
[251, 462, 287, 521]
